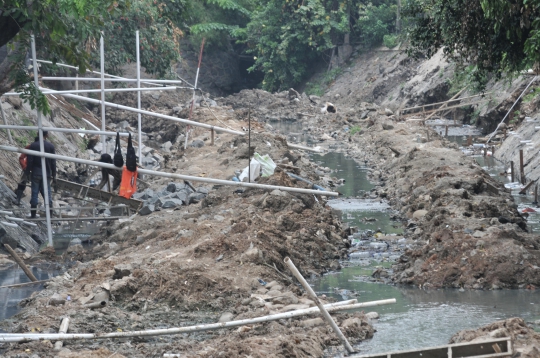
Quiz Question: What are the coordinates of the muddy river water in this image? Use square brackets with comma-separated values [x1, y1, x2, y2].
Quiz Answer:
[309, 149, 540, 356]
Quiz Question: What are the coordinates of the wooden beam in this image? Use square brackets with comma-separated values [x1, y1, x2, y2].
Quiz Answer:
[55, 179, 142, 211]
[4, 244, 37, 282]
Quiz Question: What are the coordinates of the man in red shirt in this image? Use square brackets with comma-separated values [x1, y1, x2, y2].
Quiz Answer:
[13, 142, 32, 205]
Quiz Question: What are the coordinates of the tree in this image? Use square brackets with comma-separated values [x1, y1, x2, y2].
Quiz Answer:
[245, 0, 349, 91]
[0, 0, 128, 111]
[101, 0, 184, 78]
[403, 0, 540, 88]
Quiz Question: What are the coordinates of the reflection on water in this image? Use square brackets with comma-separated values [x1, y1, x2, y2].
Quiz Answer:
[328, 199, 403, 235]
[311, 152, 374, 197]
[0, 266, 58, 321]
[49, 221, 102, 254]
[313, 267, 540, 354]
[0, 221, 100, 322]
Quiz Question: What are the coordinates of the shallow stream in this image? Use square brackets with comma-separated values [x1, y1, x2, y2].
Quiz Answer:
[309, 150, 540, 356]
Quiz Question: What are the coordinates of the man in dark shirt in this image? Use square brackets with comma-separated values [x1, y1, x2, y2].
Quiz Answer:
[97, 153, 121, 192]
[25, 131, 56, 218]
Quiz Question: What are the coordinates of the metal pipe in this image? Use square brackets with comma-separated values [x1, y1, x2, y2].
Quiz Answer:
[520, 149, 525, 184]
[26, 216, 123, 222]
[58, 92, 245, 136]
[0, 125, 129, 137]
[3, 86, 183, 96]
[0, 299, 396, 342]
[0, 99, 13, 143]
[0, 221, 18, 228]
[31, 35, 53, 247]
[284, 256, 355, 353]
[136, 31, 142, 165]
[40, 77, 184, 84]
[487, 76, 538, 144]
[36, 60, 185, 88]
[0, 145, 340, 196]
[100, 35, 106, 148]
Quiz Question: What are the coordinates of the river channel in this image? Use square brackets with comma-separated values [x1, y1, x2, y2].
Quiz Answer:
[306, 139, 539, 355]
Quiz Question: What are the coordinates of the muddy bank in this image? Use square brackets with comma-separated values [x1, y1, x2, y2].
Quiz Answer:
[224, 88, 540, 289]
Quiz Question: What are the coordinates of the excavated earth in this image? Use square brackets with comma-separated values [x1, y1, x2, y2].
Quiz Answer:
[1, 66, 540, 356]
[0, 91, 374, 357]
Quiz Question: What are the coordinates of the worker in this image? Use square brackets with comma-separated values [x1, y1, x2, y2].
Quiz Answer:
[97, 153, 121, 192]
[25, 131, 56, 218]
[13, 142, 32, 205]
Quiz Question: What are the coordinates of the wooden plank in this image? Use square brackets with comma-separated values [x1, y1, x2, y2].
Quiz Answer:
[519, 180, 536, 195]
[402, 100, 487, 117]
[55, 179, 142, 211]
[351, 338, 511, 358]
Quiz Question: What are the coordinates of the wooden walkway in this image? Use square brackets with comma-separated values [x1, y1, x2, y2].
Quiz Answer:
[352, 337, 512, 358]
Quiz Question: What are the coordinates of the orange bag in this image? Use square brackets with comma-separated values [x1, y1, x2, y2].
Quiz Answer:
[119, 166, 137, 199]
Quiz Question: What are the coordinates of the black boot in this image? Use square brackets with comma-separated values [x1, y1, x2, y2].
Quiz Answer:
[15, 189, 23, 205]
[30, 204, 37, 218]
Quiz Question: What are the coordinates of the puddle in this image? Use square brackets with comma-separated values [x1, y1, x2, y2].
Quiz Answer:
[0, 221, 100, 322]
[0, 266, 59, 321]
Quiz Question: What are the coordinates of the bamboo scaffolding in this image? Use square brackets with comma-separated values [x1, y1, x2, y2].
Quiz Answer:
[0, 145, 340, 197]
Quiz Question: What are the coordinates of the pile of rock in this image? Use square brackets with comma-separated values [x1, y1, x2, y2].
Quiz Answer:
[135, 182, 210, 215]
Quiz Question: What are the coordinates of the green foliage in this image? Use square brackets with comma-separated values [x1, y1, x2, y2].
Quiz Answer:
[383, 34, 397, 48]
[350, 125, 362, 135]
[79, 138, 89, 151]
[403, 0, 540, 89]
[305, 68, 343, 96]
[447, 65, 486, 95]
[245, 0, 349, 91]
[187, 0, 253, 48]
[356, 2, 397, 47]
[102, 0, 183, 77]
[523, 87, 540, 103]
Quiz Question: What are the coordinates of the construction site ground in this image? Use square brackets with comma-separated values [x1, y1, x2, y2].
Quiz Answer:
[0, 48, 539, 357]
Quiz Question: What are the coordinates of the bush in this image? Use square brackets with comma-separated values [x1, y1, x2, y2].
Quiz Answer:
[383, 34, 398, 48]
[356, 3, 397, 48]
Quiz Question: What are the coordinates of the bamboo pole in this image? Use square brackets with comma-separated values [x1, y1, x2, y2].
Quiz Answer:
[403, 100, 486, 117]
[3, 244, 37, 282]
[0, 99, 13, 144]
[0, 279, 50, 289]
[511, 161, 515, 182]
[421, 88, 468, 122]
[284, 257, 355, 354]
[0, 299, 396, 342]
[520, 149, 525, 184]
[0, 125, 129, 137]
[400, 88, 471, 112]
[54, 318, 70, 350]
